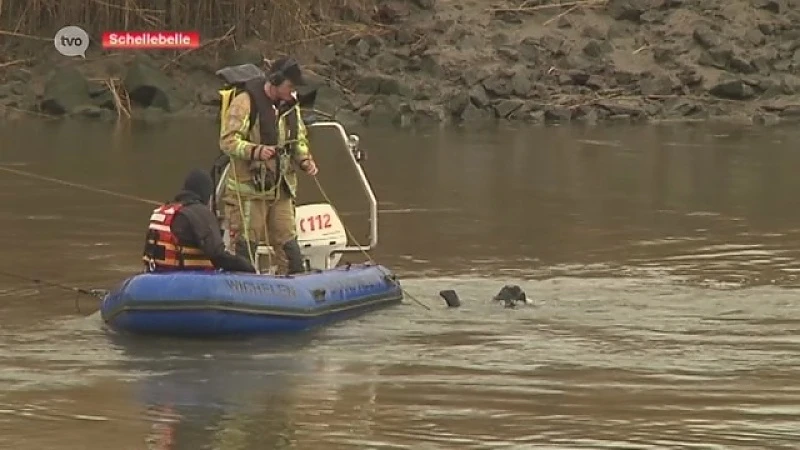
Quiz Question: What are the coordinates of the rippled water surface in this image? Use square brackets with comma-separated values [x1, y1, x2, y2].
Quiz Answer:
[1, 119, 800, 449]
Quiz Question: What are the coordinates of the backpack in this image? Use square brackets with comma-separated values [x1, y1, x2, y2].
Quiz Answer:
[210, 64, 265, 220]
[215, 63, 265, 134]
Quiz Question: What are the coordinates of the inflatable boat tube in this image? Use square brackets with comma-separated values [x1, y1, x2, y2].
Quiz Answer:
[100, 264, 403, 337]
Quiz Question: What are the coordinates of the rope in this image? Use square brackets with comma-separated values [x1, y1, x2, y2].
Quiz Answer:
[0, 163, 436, 216]
[228, 162, 258, 270]
[0, 163, 433, 309]
[0, 165, 161, 206]
[311, 176, 431, 311]
[0, 269, 107, 313]
[0, 269, 106, 297]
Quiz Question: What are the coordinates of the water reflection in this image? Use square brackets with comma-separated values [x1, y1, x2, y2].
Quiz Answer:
[112, 334, 317, 450]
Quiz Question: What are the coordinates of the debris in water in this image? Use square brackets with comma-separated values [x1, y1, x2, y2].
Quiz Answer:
[439, 290, 461, 308]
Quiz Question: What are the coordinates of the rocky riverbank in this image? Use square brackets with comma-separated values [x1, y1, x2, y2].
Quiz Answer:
[3, 0, 800, 127]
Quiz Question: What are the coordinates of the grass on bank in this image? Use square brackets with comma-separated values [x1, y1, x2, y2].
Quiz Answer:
[0, 0, 378, 53]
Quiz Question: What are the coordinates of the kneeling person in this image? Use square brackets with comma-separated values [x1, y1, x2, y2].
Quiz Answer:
[143, 169, 256, 273]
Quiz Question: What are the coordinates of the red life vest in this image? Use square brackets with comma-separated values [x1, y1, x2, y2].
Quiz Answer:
[142, 203, 215, 272]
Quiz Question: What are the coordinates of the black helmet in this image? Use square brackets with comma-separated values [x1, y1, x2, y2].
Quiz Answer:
[267, 57, 305, 86]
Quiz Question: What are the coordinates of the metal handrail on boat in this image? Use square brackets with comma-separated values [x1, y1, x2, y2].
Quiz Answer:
[308, 120, 378, 253]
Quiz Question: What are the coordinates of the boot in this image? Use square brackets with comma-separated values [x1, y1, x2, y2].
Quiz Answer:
[234, 239, 258, 261]
[282, 239, 306, 275]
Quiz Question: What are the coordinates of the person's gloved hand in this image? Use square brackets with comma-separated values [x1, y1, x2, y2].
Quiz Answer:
[254, 145, 276, 161]
[300, 159, 318, 176]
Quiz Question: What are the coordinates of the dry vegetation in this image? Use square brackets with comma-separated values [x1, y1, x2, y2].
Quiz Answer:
[0, 0, 378, 52]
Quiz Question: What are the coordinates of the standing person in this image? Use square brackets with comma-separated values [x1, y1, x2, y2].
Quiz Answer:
[142, 169, 256, 274]
[218, 57, 318, 275]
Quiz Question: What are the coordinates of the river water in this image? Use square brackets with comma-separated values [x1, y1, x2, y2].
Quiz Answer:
[1, 118, 799, 449]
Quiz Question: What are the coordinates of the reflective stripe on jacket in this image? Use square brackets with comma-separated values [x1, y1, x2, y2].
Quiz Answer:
[142, 203, 216, 272]
[218, 85, 312, 200]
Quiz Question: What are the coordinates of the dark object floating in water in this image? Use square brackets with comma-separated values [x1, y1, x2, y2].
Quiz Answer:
[439, 285, 531, 309]
[439, 289, 461, 308]
[493, 284, 531, 308]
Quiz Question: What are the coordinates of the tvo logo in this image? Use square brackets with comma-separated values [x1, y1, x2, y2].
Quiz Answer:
[54, 26, 90, 58]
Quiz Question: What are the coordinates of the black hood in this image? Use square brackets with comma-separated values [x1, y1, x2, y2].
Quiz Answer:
[174, 169, 214, 205]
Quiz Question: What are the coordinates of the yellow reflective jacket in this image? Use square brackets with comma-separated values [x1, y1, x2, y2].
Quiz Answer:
[219, 85, 312, 200]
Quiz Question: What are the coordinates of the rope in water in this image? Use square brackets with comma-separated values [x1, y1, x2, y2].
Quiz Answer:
[0, 269, 107, 313]
[0, 269, 107, 298]
[311, 176, 431, 310]
[0, 164, 449, 216]
[0, 164, 432, 310]
[0, 165, 162, 206]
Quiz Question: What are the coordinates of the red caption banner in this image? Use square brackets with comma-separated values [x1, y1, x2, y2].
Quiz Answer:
[101, 31, 200, 49]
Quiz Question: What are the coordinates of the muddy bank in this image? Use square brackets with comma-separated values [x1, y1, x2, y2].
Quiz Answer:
[3, 0, 800, 127]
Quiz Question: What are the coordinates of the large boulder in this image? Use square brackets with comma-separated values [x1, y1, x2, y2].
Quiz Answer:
[350, 72, 412, 96]
[222, 48, 263, 68]
[493, 99, 526, 118]
[88, 83, 120, 111]
[607, 0, 658, 22]
[40, 67, 93, 115]
[412, 0, 436, 9]
[362, 95, 403, 126]
[313, 85, 350, 114]
[460, 103, 495, 123]
[123, 60, 188, 112]
[709, 78, 756, 100]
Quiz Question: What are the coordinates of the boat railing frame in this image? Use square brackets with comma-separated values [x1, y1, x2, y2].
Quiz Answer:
[213, 119, 378, 259]
[310, 120, 378, 254]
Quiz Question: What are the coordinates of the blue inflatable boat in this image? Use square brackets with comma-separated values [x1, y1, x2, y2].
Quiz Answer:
[101, 119, 405, 337]
[100, 264, 403, 336]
